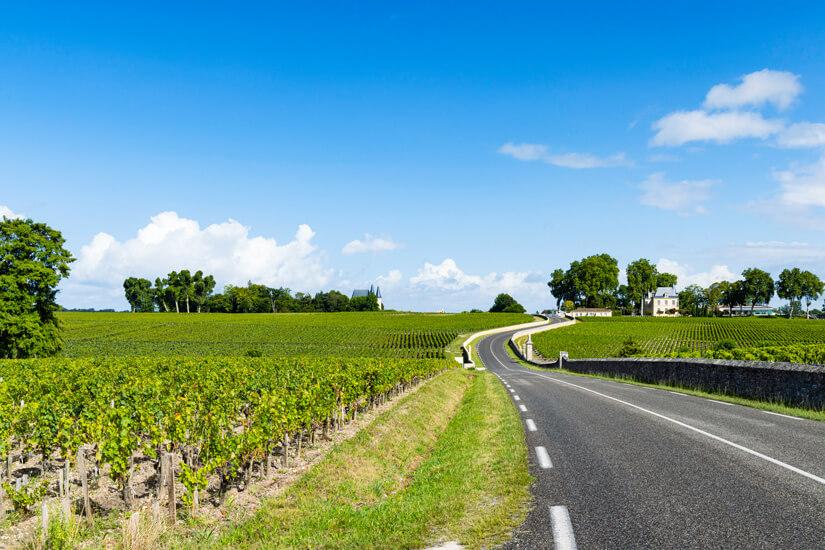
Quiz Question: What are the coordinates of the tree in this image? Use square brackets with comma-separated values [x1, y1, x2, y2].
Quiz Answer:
[678, 284, 704, 317]
[192, 271, 216, 313]
[570, 254, 619, 308]
[0, 217, 74, 358]
[657, 272, 678, 288]
[705, 282, 723, 316]
[721, 280, 746, 316]
[741, 268, 774, 316]
[153, 277, 174, 312]
[626, 258, 658, 316]
[563, 300, 575, 312]
[776, 268, 802, 318]
[547, 268, 576, 308]
[489, 293, 526, 313]
[123, 277, 153, 312]
[350, 293, 380, 311]
[798, 270, 824, 319]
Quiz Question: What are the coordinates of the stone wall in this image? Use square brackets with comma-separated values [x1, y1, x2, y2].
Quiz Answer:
[553, 357, 825, 409]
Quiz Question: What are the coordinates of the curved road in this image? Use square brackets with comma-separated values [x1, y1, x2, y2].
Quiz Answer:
[478, 325, 825, 549]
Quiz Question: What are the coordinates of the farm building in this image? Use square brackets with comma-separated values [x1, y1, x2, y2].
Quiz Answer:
[644, 287, 679, 317]
[718, 305, 776, 316]
[569, 308, 612, 318]
[351, 285, 383, 309]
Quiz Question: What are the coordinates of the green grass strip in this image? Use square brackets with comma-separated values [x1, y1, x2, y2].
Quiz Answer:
[193, 368, 530, 549]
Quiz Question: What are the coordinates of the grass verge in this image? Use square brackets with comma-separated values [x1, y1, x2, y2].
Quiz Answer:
[183, 367, 531, 549]
[502, 339, 825, 422]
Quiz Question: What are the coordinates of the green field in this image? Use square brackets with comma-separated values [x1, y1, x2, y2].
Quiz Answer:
[532, 317, 825, 360]
[58, 311, 533, 358]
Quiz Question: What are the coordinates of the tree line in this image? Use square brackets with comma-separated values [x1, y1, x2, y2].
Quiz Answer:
[123, 272, 381, 313]
[548, 255, 678, 313]
[548, 255, 825, 318]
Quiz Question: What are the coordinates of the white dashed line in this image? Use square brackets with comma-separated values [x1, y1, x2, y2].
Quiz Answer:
[526, 419, 537, 432]
[514, 395, 521, 401]
[708, 399, 733, 406]
[667, 391, 686, 396]
[535, 446, 553, 469]
[763, 410, 803, 421]
[519, 405, 527, 412]
[509, 389, 515, 393]
[549, 505, 577, 550]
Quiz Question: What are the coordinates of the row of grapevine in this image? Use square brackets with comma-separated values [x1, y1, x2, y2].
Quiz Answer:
[0, 355, 445, 519]
[532, 317, 825, 365]
[57, 311, 533, 358]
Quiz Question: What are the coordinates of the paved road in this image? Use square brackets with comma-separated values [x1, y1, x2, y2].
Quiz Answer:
[478, 326, 825, 549]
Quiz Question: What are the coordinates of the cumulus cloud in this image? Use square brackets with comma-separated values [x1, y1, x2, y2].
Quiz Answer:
[703, 69, 802, 111]
[776, 122, 825, 148]
[62, 211, 332, 307]
[638, 173, 718, 215]
[498, 143, 632, 168]
[342, 234, 404, 255]
[0, 205, 24, 220]
[650, 110, 783, 147]
[376, 269, 403, 288]
[656, 259, 739, 288]
[405, 258, 548, 312]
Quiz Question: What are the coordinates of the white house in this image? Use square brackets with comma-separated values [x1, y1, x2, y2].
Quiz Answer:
[569, 308, 612, 318]
[644, 286, 679, 317]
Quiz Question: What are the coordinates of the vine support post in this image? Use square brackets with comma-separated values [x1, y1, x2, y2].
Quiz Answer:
[166, 452, 176, 524]
[78, 450, 93, 527]
[282, 432, 289, 468]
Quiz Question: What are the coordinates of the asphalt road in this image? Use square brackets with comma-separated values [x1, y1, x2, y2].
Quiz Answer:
[478, 326, 825, 549]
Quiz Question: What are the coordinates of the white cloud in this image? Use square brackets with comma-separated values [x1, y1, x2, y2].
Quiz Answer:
[62, 211, 332, 307]
[498, 142, 548, 161]
[376, 269, 403, 288]
[544, 152, 633, 169]
[638, 173, 718, 215]
[776, 122, 825, 148]
[405, 258, 548, 312]
[342, 234, 404, 255]
[703, 69, 802, 111]
[650, 110, 784, 147]
[656, 259, 739, 288]
[0, 205, 24, 220]
[730, 241, 825, 263]
[773, 157, 825, 208]
[498, 142, 632, 168]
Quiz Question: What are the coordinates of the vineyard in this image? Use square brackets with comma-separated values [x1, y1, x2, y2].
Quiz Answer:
[58, 311, 533, 358]
[532, 317, 825, 363]
[0, 355, 445, 529]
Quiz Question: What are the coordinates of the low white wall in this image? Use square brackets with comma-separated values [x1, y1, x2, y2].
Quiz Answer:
[459, 315, 550, 366]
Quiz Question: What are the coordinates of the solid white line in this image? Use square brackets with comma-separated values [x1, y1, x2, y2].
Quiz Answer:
[514, 395, 521, 401]
[535, 446, 553, 469]
[531, 371, 825, 487]
[667, 391, 686, 396]
[526, 419, 537, 432]
[708, 399, 733, 406]
[519, 404, 527, 412]
[549, 505, 577, 550]
[763, 410, 803, 421]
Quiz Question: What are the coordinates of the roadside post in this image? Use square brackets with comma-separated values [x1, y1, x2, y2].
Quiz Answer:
[559, 351, 568, 369]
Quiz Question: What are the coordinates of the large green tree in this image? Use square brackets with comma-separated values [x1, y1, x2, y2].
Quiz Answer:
[741, 268, 774, 315]
[775, 268, 802, 318]
[489, 293, 526, 313]
[123, 277, 154, 312]
[799, 270, 824, 319]
[0, 217, 74, 358]
[657, 272, 678, 288]
[626, 258, 658, 316]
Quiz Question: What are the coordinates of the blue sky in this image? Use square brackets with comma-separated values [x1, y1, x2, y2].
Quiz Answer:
[3, 2, 825, 312]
